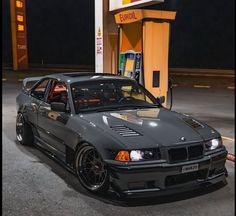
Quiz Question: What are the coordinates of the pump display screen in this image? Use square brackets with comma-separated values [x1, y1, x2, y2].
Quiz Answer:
[124, 58, 135, 78]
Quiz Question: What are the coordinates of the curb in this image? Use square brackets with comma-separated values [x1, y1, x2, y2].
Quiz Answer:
[2, 78, 27, 82]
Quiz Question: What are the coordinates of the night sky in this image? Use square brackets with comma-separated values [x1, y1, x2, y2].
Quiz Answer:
[2, 0, 235, 69]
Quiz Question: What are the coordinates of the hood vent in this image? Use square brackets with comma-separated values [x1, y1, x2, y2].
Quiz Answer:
[183, 118, 204, 128]
[110, 125, 142, 137]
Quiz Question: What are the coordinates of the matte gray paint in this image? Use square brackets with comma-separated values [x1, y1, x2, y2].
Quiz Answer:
[16, 74, 222, 161]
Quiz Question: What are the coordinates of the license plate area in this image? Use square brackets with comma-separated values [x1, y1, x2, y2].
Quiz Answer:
[182, 163, 199, 173]
[165, 168, 207, 187]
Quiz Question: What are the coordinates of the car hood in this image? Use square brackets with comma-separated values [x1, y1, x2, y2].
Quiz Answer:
[78, 108, 218, 149]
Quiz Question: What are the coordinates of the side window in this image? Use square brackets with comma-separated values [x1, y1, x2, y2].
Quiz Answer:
[47, 81, 70, 111]
[31, 79, 50, 100]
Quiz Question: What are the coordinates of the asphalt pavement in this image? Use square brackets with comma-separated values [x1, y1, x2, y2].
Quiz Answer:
[2, 82, 235, 216]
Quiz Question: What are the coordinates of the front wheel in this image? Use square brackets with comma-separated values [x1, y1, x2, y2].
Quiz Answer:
[75, 143, 110, 193]
[16, 112, 34, 145]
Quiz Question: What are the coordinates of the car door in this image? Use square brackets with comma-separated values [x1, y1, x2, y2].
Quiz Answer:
[25, 78, 51, 127]
[37, 80, 72, 159]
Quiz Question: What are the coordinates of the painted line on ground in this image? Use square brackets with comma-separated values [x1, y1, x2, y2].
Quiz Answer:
[222, 136, 235, 142]
[227, 86, 235, 90]
[227, 153, 235, 162]
[170, 73, 234, 78]
[193, 85, 211, 88]
[2, 78, 7, 81]
[18, 79, 24, 81]
[172, 84, 178, 87]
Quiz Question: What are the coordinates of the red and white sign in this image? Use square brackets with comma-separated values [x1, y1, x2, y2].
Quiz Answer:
[96, 28, 103, 55]
[95, 0, 103, 73]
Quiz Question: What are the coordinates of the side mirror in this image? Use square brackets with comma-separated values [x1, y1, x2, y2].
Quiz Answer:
[157, 96, 165, 104]
[51, 102, 66, 112]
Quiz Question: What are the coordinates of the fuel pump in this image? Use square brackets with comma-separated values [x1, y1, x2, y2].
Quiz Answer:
[118, 50, 142, 84]
[114, 9, 176, 108]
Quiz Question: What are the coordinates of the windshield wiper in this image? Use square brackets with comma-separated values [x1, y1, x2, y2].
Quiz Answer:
[78, 104, 160, 113]
[120, 104, 159, 109]
[78, 106, 124, 113]
[96, 104, 159, 112]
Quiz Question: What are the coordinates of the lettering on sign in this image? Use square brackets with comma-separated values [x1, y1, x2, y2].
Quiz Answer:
[115, 10, 143, 24]
[17, 33, 26, 39]
[16, 0, 23, 8]
[18, 54, 27, 63]
[17, 44, 27, 50]
[96, 27, 103, 55]
[119, 11, 138, 22]
[17, 24, 24, 31]
[17, 15, 24, 22]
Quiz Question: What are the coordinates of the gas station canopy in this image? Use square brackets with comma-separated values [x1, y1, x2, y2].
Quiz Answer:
[109, 0, 164, 11]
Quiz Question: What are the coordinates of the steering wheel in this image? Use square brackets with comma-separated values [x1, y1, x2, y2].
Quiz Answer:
[48, 92, 61, 102]
[118, 96, 135, 103]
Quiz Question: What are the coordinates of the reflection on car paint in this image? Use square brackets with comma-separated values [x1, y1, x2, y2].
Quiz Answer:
[136, 108, 160, 118]
[102, 115, 109, 126]
[110, 112, 143, 125]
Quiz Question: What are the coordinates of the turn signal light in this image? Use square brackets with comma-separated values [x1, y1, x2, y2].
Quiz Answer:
[115, 151, 130, 162]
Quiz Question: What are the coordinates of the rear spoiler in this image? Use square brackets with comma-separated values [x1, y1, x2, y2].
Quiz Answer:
[22, 76, 43, 92]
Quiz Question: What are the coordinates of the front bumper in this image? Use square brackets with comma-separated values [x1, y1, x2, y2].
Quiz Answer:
[105, 148, 228, 197]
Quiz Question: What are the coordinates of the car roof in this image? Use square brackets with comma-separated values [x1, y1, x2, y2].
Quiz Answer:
[45, 72, 132, 83]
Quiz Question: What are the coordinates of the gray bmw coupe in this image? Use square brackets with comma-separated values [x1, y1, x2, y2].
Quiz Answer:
[16, 72, 228, 197]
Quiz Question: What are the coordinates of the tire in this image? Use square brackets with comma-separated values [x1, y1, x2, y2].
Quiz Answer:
[16, 112, 34, 145]
[75, 143, 110, 193]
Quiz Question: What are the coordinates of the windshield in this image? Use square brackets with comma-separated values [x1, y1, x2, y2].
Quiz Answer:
[71, 79, 160, 113]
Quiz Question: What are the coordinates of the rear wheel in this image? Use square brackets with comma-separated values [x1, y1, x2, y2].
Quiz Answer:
[75, 143, 110, 193]
[16, 113, 34, 145]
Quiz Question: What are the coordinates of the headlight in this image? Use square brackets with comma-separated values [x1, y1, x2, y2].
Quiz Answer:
[130, 150, 144, 161]
[115, 149, 159, 161]
[206, 138, 222, 150]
